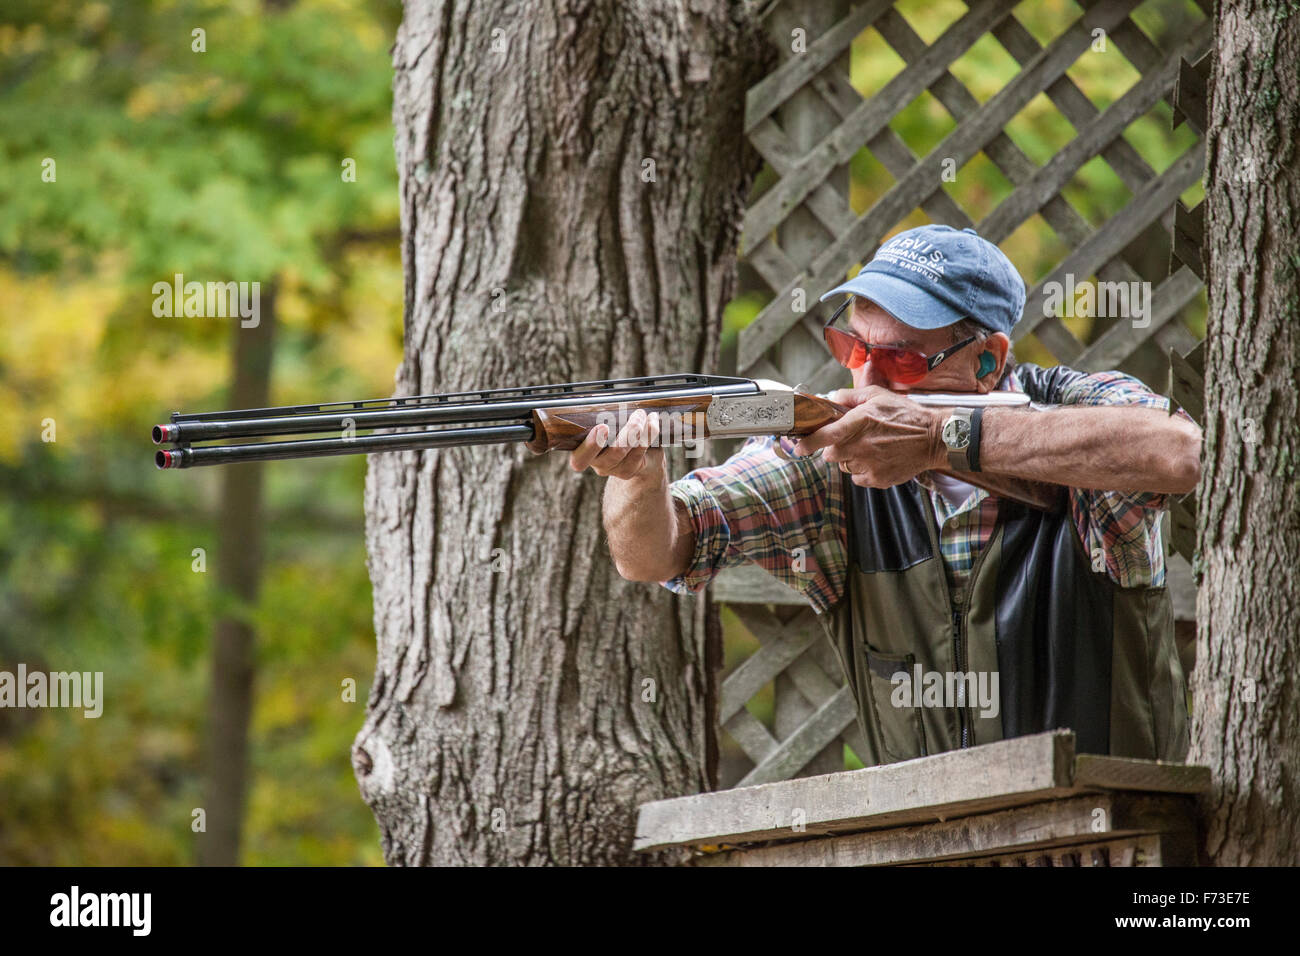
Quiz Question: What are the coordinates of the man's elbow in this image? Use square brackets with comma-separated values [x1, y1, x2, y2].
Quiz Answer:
[611, 553, 679, 584]
[1166, 421, 1202, 494]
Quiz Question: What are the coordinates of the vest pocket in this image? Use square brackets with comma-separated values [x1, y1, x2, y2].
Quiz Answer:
[863, 645, 928, 762]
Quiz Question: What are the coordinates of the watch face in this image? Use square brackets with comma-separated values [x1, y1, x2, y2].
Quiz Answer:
[943, 417, 971, 449]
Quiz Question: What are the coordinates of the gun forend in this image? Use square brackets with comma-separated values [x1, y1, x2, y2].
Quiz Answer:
[522, 383, 847, 453]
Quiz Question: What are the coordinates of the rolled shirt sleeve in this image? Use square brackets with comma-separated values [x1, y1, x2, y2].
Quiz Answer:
[660, 436, 847, 613]
[1058, 369, 1195, 587]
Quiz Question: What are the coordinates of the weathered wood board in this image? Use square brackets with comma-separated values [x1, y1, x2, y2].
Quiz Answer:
[634, 730, 1209, 853]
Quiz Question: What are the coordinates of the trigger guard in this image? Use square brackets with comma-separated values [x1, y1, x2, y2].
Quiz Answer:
[774, 435, 823, 462]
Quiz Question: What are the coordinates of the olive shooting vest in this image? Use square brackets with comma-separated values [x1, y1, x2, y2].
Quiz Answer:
[818, 363, 1191, 765]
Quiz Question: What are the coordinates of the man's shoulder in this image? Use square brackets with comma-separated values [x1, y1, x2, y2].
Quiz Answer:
[1012, 363, 1164, 408]
[1011, 362, 1092, 404]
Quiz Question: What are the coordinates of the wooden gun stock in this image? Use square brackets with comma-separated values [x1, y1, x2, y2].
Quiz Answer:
[526, 388, 1062, 513]
[524, 390, 847, 454]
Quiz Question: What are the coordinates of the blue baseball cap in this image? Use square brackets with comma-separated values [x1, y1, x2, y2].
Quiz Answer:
[819, 225, 1026, 335]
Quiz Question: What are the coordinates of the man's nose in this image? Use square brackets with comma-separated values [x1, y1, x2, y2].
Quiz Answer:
[856, 356, 889, 389]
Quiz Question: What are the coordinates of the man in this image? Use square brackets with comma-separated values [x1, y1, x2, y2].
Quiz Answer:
[570, 224, 1200, 765]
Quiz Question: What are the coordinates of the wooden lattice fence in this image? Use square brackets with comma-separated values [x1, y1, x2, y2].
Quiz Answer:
[709, 0, 1212, 789]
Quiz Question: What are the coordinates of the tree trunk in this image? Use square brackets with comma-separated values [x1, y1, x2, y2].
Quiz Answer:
[1194, 1, 1300, 865]
[200, 289, 276, 866]
[354, 1, 769, 865]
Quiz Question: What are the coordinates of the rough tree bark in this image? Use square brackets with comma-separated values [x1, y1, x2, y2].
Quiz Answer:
[1194, 0, 1300, 865]
[200, 292, 275, 867]
[354, 1, 770, 865]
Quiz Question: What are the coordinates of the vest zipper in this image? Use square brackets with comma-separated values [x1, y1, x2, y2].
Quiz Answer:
[918, 484, 972, 750]
[917, 481, 999, 752]
[954, 509, 999, 748]
[953, 606, 969, 748]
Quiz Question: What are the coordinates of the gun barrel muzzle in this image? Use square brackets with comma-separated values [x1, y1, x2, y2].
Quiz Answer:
[155, 448, 191, 469]
[152, 424, 179, 444]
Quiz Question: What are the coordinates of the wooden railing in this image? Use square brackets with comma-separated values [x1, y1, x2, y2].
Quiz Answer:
[637, 731, 1209, 866]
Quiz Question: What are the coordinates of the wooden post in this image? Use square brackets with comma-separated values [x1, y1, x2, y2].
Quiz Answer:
[764, 0, 852, 781]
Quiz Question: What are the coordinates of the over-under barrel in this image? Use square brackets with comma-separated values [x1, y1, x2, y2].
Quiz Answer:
[153, 374, 768, 468]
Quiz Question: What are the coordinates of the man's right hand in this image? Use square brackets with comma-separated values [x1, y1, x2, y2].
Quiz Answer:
[569, 408, 693, 582]
[568, 408, 666, 483]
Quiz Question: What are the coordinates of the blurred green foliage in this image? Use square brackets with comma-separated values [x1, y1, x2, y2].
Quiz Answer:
[0, 0, 402, 865]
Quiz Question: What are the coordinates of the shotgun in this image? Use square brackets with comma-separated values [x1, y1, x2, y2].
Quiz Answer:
[152, 373, 1063, 510]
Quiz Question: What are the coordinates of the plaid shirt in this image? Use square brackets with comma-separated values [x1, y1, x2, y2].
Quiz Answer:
[662, 367, 1185, 614]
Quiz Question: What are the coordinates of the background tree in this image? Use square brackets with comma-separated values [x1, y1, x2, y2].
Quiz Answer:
[354, 0, 770, 865]
[1193, 0, 1300, 865]
[0, 0, 401, 864]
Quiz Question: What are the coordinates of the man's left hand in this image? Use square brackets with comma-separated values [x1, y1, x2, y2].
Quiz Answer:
[792, 386, 946, 487]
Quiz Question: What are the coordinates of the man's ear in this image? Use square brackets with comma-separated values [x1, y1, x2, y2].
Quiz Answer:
[975, 332, 1011, 393]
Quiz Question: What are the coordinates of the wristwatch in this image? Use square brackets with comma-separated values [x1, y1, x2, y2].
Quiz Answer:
[940, 407, 983, 472]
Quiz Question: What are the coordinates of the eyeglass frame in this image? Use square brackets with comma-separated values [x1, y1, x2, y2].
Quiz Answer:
[821, 296, 980, 377]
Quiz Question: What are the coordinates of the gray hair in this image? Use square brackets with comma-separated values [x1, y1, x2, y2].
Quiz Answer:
[948, 317, 992, 344]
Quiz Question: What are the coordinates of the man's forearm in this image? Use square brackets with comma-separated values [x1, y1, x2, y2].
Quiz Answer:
[602, 459, 695, 582]
[975, 405, 1201, 494]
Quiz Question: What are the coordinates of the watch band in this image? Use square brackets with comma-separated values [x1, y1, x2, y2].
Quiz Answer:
[969, 407, 983, 473]
[943, 408, 975, 471]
